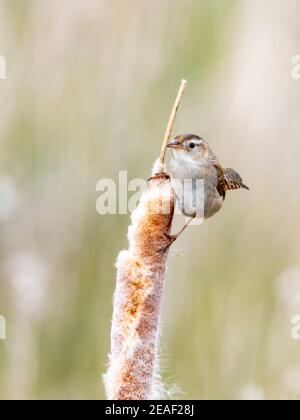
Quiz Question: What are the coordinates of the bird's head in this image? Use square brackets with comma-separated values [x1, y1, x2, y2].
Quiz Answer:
[167, 134, 213, 162]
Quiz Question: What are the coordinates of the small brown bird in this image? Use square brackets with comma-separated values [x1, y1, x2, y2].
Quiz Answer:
[164, 134, 249, 249]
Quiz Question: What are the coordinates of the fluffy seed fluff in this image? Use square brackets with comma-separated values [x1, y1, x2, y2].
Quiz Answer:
[103, 161, 175, 400]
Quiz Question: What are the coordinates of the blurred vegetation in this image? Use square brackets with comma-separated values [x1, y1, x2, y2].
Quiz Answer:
[0, 0, 300, 400]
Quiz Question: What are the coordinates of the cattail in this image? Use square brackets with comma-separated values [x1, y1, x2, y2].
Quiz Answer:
[104, 80, 187, 400]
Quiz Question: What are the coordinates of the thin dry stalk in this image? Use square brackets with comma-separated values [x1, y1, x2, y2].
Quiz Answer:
[104, 81, 187, 400]
[159, 80, 187, 168]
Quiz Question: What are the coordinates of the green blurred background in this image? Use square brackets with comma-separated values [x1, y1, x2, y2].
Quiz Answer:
[0, 0, 300, 400]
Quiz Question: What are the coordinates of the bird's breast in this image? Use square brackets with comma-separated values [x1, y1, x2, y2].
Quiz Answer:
[169, 157, 223, 219]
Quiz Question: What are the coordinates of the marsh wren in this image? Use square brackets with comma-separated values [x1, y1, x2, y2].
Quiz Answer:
[164, 134, 249, 249]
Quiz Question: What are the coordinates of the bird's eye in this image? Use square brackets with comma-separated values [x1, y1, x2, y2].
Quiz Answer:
[189, 142, 196, 149]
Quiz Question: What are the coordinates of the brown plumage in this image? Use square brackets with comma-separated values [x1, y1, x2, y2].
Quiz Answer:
[157, 133, 250, 251]
[167, 134, 249, 219]
[214, 163, 249, 200]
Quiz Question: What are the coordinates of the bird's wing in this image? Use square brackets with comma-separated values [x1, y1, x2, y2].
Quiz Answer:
[223, 168, 249, 191]
[213, 162, 227, 199]
[214, 164, 249, 199]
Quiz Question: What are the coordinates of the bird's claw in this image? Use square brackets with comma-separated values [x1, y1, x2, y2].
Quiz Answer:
[157, 233, 178, 253]
[148, 173, 170, 183]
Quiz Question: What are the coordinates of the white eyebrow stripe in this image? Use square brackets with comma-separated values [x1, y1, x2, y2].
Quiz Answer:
[190, 139, 206, 145]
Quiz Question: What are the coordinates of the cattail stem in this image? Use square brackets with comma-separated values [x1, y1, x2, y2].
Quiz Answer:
[159, 79, 187, 168]
[104, 80, 187, 400]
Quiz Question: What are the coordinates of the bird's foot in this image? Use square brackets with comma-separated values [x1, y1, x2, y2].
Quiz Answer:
[148, 172, 170, 183]
[158, 233, 178, 253]
[157, 216, 196, 253]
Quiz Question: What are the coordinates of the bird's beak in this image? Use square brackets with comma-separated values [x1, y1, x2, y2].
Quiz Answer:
[167, 139, 182, 150]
